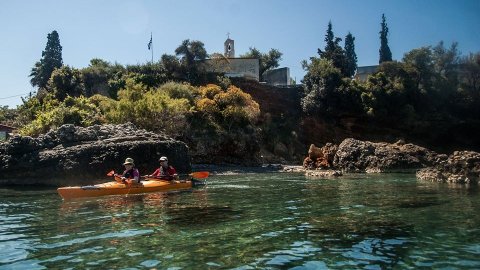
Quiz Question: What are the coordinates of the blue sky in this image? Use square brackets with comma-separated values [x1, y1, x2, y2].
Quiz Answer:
[1, 0, 479, 107]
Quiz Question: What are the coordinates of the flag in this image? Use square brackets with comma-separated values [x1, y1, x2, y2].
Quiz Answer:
[148, 34, 152, 50]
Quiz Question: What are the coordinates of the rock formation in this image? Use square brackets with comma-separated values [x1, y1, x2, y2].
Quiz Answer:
[0, 123, 191, 186]
[333, 138, 444, 173]
[417, 151, 480, 184]
[304, 138, 443, 173]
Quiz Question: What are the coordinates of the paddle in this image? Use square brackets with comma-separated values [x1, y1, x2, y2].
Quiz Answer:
[106, 170, 133, 185]
[190, 171, 209, 179]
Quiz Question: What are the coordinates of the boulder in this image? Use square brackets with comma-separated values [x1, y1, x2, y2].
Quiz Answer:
[0, 123, 191, 186]
[417, 151, 480, 184]
[304, 143, 338, 170]
[333, 138, 444, 173]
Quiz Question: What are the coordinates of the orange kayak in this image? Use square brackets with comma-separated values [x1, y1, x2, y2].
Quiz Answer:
[57, 177, 193, 200]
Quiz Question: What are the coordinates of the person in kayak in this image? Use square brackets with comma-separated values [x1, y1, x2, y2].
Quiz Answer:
[120, 157, 140, 184]
[149, 156, 178, 181]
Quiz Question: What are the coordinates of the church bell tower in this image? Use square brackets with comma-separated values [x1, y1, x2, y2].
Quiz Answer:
[224, 34, 235, 58]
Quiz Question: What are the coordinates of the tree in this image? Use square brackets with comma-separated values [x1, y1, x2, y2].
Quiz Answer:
[379, 14, 393, 63]
[47, 66, 85, 101]
[301, 58, 343, 115]
[344, 32, 357, 77]
[30, 30, 63, 88]
[403, 47, 434, 92]
[240, 47, 283, 80]
[460, 52, 480, 93]
[82, 58, 126, 98]
[175, 39, 207, 84]
[318, 21, 348, 76]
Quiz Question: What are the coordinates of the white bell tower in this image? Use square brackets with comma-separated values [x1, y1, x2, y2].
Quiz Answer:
[224, 33, 235, 58]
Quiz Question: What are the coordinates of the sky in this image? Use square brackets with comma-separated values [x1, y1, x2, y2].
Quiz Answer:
[1, 0, 479, 108]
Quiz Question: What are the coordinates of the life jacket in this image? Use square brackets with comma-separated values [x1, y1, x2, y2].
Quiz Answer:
[159, 166, 174, 180]
[123, 168, 140, 182]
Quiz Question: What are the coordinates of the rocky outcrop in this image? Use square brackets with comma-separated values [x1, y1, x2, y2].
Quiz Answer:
[304, 138, 445, 174]
[417, 151, 480, 184]
[303, 143, 338, 170]
[333, 138, 445, 173]
[0, 123, 191, 186]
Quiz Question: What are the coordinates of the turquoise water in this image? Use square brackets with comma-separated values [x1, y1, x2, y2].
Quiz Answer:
[1, 173, 480, 269]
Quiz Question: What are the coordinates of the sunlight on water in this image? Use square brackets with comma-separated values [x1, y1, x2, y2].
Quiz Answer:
[1, 173, 480, 269]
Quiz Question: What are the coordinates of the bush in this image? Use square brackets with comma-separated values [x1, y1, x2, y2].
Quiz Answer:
[20, 96, 103, 136]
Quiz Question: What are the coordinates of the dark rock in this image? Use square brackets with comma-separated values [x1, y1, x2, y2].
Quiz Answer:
[333, 138, 443, 173]
[417, 151, 480, 184]
[0, 123, 191, 186]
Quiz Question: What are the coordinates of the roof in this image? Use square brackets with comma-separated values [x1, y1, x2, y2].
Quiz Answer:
[356, 65, 379, 74]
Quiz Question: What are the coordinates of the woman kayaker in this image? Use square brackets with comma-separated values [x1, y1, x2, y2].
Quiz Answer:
[120, 157, 140, 184]
[149, 156, 178, 181]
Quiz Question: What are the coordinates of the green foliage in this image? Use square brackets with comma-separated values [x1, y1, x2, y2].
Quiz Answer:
[318, 21, 349, 76]
[82, 59, 126, 98]
[215, 76, 232, 90]
[100, 80, 193, 137]
[344, 32, 357, 77]
[160, 54, 183, 81]
[0, 106, 18, 127]
[47, 66, 85, 101]
[379, 14, 393, 63]
[363, 71, 410, 120]
[174, 39, 208, 84]
[126, 62, 168, 88]
[302, 58, 346, 115]
[157, 81, 196, 103]
[19, 96, 103, 136]
[455, 52, 480, 117]
[240, 47, 283, 80]
[30, 30, 63, 88]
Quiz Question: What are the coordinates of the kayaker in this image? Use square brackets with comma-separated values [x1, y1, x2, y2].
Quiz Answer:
[120, 157, 140, 183]
[149, 156, 178, 181]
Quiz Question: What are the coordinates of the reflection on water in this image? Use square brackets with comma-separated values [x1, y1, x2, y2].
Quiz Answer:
[1, 173, 480, 269]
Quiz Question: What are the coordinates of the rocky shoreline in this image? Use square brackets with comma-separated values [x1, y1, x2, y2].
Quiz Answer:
[303, 138, 479, 185]
[1, 123, 478, 186]
[416, 151, 480, 184]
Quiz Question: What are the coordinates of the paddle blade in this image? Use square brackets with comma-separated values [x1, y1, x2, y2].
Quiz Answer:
[107, 170, 115, 176]
[190, 171, 209, 179]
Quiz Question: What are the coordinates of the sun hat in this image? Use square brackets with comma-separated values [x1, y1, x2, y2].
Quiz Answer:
[159, 156, 168, 162]
[123, 157, 135, 165]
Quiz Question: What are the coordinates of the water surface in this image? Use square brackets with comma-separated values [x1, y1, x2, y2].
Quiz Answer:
[1, 173, 479, 269]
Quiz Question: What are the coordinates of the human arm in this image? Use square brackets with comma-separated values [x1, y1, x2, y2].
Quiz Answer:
[150, 168, 161, 177]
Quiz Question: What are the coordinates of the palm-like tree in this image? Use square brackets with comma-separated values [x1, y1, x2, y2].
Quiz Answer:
[174, 39, 207, 83]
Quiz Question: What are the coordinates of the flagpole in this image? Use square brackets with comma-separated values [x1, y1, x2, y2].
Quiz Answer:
[151, 32, 153, 64]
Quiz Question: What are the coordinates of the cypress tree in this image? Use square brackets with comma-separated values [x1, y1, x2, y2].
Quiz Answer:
[379, 14, 392, 63]
[318, 21, 348, 77]
[30, 30, 63, 88]
[344, 32, 357, 77]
